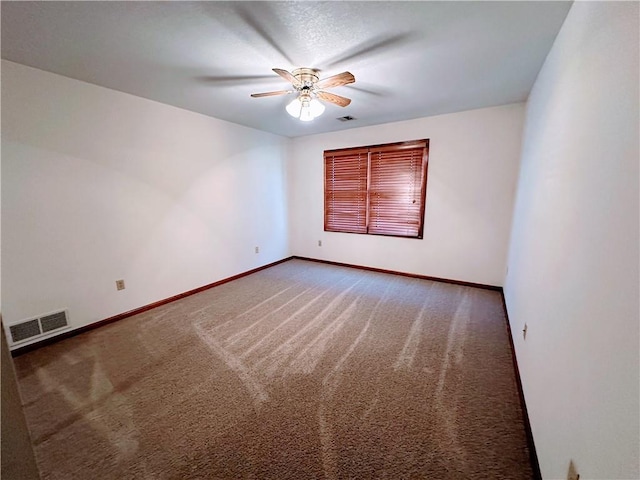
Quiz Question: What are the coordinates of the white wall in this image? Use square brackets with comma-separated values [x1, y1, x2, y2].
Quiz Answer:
[1, 61, 290, 348]
[288, 104, 525, 286]
[504, 3, 639, 479]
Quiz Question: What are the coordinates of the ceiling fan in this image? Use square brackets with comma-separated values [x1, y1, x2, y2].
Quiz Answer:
[251, 68, 355, 121]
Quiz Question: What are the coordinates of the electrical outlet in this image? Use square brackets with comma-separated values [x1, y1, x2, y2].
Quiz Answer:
[116, 279, 125, 291]
[522, 323, 528, 340]
[255, 246, 259, 254]
[318, 240, 322, 247]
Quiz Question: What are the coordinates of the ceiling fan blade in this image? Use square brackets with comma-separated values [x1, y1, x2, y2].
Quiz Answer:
[317, 91, 351, 107]
[272, 68, 300, 86]
[250, 90, 294, 98]
[316, 72, 356, 89]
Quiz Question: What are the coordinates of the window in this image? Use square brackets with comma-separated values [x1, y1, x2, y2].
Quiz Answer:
[324, 140, 429, 238]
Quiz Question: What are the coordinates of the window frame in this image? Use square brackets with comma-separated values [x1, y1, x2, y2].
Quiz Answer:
[324, 139, 429, 239]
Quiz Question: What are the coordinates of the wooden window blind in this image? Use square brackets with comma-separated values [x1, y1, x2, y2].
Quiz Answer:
[324, 140, 429, 238]
[324, 148, 369, 234]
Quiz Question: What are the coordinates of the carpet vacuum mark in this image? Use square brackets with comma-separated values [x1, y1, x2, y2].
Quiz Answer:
[14, 259, 534, 479]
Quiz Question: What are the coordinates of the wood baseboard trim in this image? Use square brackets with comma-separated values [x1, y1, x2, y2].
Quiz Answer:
[11, 257, 294, 357]
[292, 256, 502, 291]
[499, 291, 542, 480]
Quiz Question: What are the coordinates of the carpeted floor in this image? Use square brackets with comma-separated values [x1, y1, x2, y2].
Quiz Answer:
[14, 259, 534, 479]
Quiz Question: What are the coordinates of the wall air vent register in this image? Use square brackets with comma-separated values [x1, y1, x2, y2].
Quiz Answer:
[8, 310, 70, 344]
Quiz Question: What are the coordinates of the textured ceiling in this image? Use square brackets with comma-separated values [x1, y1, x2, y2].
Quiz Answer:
[1, 1, 571, 138]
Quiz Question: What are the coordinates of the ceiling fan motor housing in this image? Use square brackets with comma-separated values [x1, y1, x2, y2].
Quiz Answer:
[292, 68, 319, 90]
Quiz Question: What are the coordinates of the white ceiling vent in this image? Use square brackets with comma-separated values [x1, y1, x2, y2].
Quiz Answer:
[8, 310, 70, 344]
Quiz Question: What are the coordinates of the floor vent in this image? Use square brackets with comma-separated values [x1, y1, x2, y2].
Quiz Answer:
[8, 310, 69, 344]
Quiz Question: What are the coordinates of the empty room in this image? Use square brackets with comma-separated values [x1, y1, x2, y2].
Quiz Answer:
[1, 1, 638, 479]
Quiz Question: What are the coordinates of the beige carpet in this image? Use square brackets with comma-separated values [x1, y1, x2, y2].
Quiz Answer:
[14, 259, 534, 479]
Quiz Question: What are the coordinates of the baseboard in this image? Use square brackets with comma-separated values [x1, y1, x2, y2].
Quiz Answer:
[11, 257, 294, 357]
[292, 256, 502, 291]
[499, 291, 542, 480]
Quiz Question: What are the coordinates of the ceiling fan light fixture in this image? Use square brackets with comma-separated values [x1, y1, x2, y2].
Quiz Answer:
[287, 94, 325, 121]
[309, 98, 325, 117]
[299, 106, 314, 122]
[286, 97, 302, 118]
